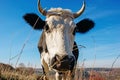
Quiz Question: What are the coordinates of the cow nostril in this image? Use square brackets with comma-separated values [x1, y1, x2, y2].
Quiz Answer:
[62, 55, 75, 63]
[51, 55, 61, 66]
[55, 55, 61, 62]
[51, 56, 56, 66]
[62, 55, 69, 60]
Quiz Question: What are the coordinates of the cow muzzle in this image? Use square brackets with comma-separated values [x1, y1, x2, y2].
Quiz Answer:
[50, 55, 76, 71]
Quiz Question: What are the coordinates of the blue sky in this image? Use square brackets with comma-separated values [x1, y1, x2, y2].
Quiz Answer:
[0, 0, 120, 68]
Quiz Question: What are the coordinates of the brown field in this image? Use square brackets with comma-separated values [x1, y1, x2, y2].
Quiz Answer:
[0, 63, 120, 80]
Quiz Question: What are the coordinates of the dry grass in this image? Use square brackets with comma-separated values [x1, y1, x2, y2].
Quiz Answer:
[0, 63, 120, 80]
[0, 63, 42, 80]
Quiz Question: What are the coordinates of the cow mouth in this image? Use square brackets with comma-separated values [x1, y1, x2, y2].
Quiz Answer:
[50, 55, 75, 71]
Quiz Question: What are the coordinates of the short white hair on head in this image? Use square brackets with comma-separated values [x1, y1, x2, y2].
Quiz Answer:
[47, 8, 73, 18]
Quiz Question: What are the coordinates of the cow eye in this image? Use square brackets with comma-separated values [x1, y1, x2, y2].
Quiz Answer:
[45, 24, 49, 31]
[44, 23, 49, 31]
[44, 24, 51, 33]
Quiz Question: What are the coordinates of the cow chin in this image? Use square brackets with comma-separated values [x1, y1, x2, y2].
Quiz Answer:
[51, 55, 76, 71]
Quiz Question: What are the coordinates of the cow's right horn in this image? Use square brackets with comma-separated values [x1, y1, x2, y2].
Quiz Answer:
[73, 0, 86, 18]
[38, 0, 47, 16]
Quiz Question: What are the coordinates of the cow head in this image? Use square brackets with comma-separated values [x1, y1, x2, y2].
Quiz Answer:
[23, 0, 94, 73]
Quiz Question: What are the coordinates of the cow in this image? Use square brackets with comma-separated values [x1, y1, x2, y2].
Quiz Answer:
[23, 0, 94, 80]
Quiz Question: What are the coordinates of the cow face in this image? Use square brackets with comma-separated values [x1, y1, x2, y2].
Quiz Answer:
[23, 0, 94, 72]
[43, 8, 76, 71]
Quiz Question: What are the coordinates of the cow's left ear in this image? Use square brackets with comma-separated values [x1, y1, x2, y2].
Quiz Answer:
[76, 18, 95, 33]
[23, 13, 45, 30]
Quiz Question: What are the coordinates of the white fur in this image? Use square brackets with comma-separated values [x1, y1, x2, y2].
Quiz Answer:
[47, 8, 74, 19]
[41, 8, 77, 80]
[45, 8, 76, 60]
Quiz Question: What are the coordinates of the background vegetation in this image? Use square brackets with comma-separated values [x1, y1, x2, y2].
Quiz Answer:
[0, 63, 120, 80]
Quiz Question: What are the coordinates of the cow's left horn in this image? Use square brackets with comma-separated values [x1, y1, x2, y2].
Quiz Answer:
[73, 0, 86, 18]
[38, 0, 47, 16]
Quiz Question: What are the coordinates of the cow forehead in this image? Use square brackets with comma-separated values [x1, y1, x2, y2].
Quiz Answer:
[45, 8, 76, 28]
[46, 16, 76, 30]
[46, 8, 74, 19]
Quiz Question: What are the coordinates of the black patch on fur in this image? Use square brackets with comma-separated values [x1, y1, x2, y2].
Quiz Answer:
[23, 13, 45, 30]
[38, 31, 48, 53]
[76, 18, 95, 33]
[73, 28, 76, 35]
[42, 65, 46, 75]
[45, 24, 49, 31]
[72, 41, 79, 61]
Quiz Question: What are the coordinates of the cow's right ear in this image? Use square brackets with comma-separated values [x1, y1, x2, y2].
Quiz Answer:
[23, 13, 45, 30]
[76, 18, 95, 33]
